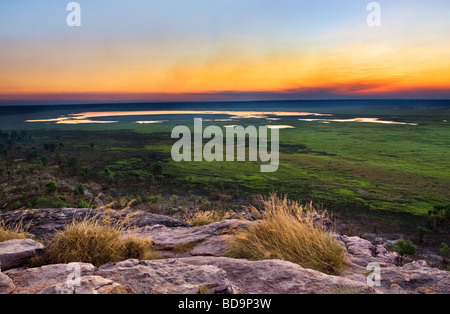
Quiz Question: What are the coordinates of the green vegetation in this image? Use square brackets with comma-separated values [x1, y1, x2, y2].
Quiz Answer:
[440, 243, 450, 267]
[0, 105, 448, 251]
[386, 238, 418, 266]
[226, 194, 347, 275]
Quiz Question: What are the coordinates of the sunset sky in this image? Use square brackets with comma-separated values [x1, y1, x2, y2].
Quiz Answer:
[1, 0, 450, 104]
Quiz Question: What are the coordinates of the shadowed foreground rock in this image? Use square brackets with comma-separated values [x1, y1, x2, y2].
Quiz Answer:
[0, 208, 190, 241]
[0, 239, 44, 270]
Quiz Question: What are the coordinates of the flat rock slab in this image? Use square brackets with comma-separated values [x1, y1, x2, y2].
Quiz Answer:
[123, 219, 252, 251]
[0, 239, 44, 271]
[40, 275, 122, 295]
[5, 263, 95, 294]
[97, 259, 233, 294]
[183, 257, 375, 294]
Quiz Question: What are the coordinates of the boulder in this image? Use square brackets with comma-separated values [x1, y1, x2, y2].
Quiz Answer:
[183, 257, 375, 294]
[122, 219, 251, 252]
[96, 259, 233, 294]
[0, 271, 15, 294]
[4, 263, 95, 294]
[0, 239, 44, 270]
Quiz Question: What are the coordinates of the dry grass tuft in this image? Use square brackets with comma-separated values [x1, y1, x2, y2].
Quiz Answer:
[226, 194, 347, 275]
[0, 220, 29, 242]
[42, 215, 158, 267]
[188, 211, 226, 227]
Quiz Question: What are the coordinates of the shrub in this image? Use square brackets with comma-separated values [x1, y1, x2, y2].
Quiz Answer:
[74, 184, 85, 196]
[147, 195, 162, 204]
[170, 194, 179, 205]
[387, 238, 418, 266]
[226, 194, 347, 275]
[45, 181, 58, 195]
[43, 217, 157, 267]
[440, 243, 450, 266]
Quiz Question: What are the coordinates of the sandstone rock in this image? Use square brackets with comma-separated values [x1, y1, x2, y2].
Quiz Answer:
[97, 259, 233, 294]
[183, 257, 375, 294]
[122, 219, 251, 251]
[0, 208, 189, 241]
[377, 260, 450, 294]
[0, 239, 44, 271]
[39, 276, 123, 294]
[190, 236, 231, 257]
[0, 271, 15, 294]
[338, 235, 399, 268]
[4, 263, 95, 294]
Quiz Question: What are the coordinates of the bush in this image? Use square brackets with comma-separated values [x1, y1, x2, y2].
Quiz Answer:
[387, 238, 418, 266]
[74, 184, 85, 196]
[440, 243, 450, 266]
[147, 195, 162, 204]
[42, 217, 157, 267]
[45, 181, 58, 195]
[226, 194, 347, 275]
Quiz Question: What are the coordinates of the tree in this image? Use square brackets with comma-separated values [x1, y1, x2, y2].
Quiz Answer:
[387, 238, 418, 266]
[40, 155, 49, 166]
[170, 194, 179, 206]
[90, 143, 95, 150]
[104, 167, 114, 184]
[417, 226, 428, 244]
[151, 162, 164, 175]
[440, 243, 450, 267]
[45, 181, 59, 196]
[74, 183, 85, 196]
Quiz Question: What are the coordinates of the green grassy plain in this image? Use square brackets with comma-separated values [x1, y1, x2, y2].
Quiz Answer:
[0, 104, 448, 242]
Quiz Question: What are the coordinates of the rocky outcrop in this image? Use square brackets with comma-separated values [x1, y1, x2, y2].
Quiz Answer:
[1, 208, 448, 295]
[0, 239, 44, 271]
[0, 208, 189, 241]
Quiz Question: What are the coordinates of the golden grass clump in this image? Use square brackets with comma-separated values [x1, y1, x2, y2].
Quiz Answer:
[226, 194, 347, 275]
[188, 211, 226, 227]
[43, 216, 157, 267]
[0, 220, 28, 242]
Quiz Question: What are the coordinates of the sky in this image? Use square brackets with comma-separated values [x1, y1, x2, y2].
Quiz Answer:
[1, 0, 450, 104]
